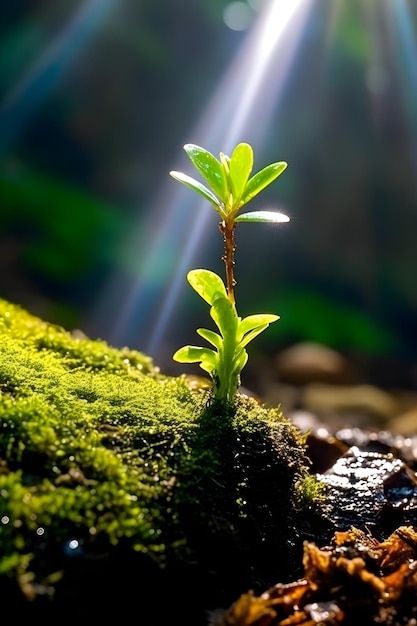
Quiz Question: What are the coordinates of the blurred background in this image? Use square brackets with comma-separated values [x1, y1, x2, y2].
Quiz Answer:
[1, 0, 417, 388]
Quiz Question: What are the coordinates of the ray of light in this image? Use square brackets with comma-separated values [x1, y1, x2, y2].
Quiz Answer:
[388, 0, 417, 149]
[358, 0, 417, 186]
[88, 0, 315, 364]
[0, 0, 117, 154]
[337, 0, 417, 316]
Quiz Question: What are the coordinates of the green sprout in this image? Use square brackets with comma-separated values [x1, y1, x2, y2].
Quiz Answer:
[170, 142, 289, 403]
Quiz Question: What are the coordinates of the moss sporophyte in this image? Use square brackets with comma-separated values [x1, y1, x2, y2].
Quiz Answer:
[169, 142, 289, 404]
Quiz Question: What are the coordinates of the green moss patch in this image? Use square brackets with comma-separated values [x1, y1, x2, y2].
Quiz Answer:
[0, 299, 322, 621]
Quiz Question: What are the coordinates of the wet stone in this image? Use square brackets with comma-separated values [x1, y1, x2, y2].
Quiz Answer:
[317, 446, 417, 536]
[335, 426, 417, 469]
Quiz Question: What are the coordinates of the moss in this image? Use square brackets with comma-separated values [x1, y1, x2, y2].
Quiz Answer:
[0, 299, 156, 376]
[0, 298, 324, 622]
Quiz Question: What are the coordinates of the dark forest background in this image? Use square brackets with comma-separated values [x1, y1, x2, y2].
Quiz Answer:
[1, 0, 417, 382]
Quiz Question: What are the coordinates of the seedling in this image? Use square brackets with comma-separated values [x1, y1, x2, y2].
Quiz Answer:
[170, 142, 289, 403]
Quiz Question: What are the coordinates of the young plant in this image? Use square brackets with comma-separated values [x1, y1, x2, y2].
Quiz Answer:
[170, 142, 289, 403]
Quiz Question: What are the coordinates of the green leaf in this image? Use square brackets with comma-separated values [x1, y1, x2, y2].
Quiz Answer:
[235, 210, 290, 223]
[183, 144, 227, 201]
[240, 324, 269, 349]
[219, 151, 230, 173]
[210, 294, 238, 339]
[172, 345, 218, 374]
[239, 313, 279, 338]
[233, 347, 248, 372]
[187, 269, 227, 305]
[229, 143, 253, 206]
[197, 328, 223, 351]
[241, 161, 287, 204]
[169, 171, 224, 214]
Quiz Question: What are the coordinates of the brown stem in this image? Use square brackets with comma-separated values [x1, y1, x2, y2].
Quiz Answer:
[219, 220, 236, 304]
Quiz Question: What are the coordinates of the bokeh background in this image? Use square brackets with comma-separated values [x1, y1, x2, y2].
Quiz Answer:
[1, 0, 417, 386]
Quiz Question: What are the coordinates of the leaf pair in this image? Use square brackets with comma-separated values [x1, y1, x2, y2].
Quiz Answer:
[173, 269, 279, 403]
[169, 143, 289, 224]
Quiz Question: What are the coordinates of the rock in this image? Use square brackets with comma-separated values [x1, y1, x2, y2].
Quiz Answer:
[316, 445, 417, 533]
[387, 407, 417, 436]
[274, 342, 353, 385]
[302, 383, 401, 426]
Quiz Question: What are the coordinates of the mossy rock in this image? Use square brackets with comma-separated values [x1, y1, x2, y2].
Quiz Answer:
[0, 299, 325, 623]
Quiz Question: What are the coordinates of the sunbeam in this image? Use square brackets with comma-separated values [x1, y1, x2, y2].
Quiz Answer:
[388, 0, 417, 172]
[0, 0, 117, 154]
[87, 0, 314, 366]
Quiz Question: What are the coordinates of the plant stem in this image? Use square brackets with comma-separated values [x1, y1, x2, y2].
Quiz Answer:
[219, 220, 236, 304]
